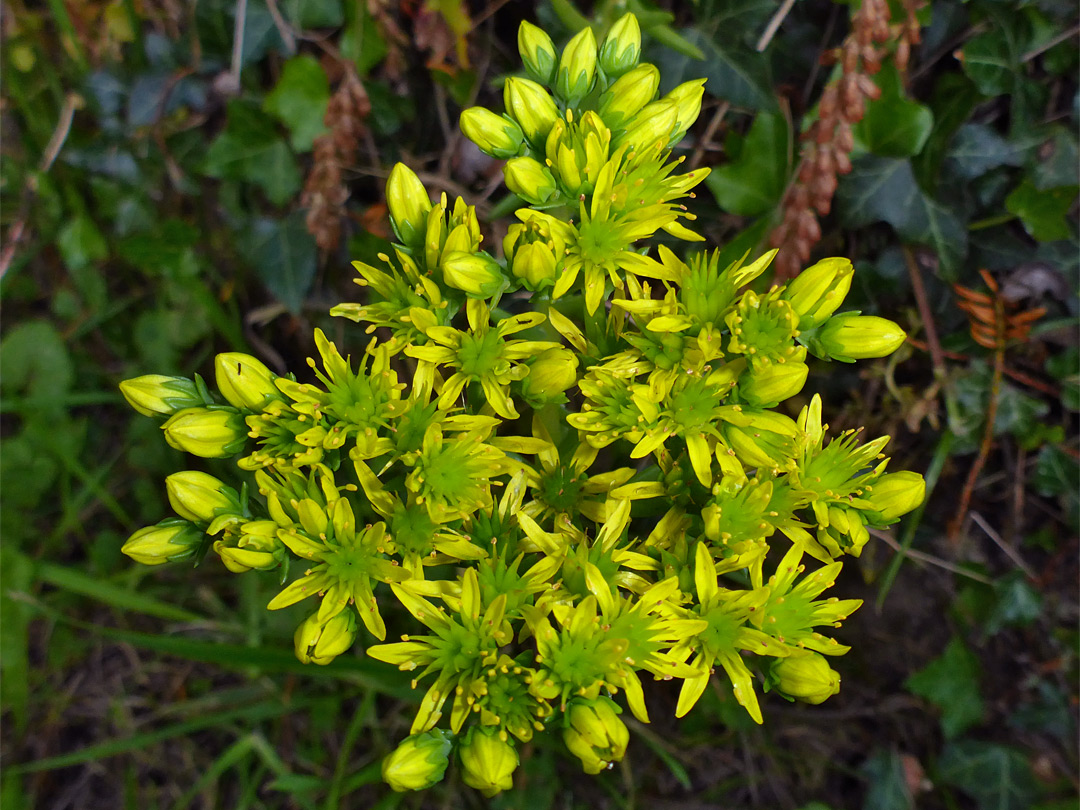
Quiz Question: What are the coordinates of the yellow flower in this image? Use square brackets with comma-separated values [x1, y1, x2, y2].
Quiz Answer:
[404, 298, 560, 420]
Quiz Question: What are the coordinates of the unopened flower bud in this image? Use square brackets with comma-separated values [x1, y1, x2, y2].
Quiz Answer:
[215, 352, 279, 412]
[294, 609, 358, 665]
[563, 697, 629, 774]
[782, 257, 854, 330]
[162, 407, 247, 458]
[383, 730, 454, 792]
[598, 63, 659, 129]
[523, 347, 579, 402]
[504, 156, 558, 205]
[614, 100, 679, 151]
[518, 20, 558, 85]
[599, 13, 641, 78]
[440, 251, 505, 299]
[864, 471, 925, 524]
[740, 360, 809, 408]
[386, 163, 432, 248]
[771, 652, 841, 704]
[460, 727, 518, 796]
[809, 313, 907, 362]
[459, 107, 525, 159]
[213, 519, 281, 572]
[504, 77, 559, 145]
[119, 375, 202, 417]
[555, 26, 597, 104]
[664, 79, 706, 143]
[122, 519, 202, 566]
[165, 470, 240, 523]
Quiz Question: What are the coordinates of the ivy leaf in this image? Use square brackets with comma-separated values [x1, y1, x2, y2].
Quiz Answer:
[706, 111, 790, 216]
[905, 638, 985, 738]
[837, 155, 968, 278]
[280, 0, 343, 28]
[648, 28, 775, 110]
[945, 123, 1028, 179]
[855, 64, 934, 158]
[239, 212, 317, 314]
[264, 55, 330, 152]
[985, 572, 1043, 636]
[860, 749, 913, 810]
[1032, 127, 1079, 190]
[204, 100, 301, 205]
[937, 741, 1041, 810]
[1005, 178, 1079, 242]
[1032, 444, 1080, 498]
[961, 28, 1017, 96]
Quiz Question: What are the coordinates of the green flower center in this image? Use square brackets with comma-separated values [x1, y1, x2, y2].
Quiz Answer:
[669, 378, 722, 433]
[459, 330, 504, 377]
[539, 464, 586, 512]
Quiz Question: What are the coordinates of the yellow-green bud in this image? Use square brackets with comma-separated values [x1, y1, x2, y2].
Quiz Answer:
[771, 652, 841, 704]
[523, 347, 579, 402]
[614, 100, 679, 151]
[440, 251, 505, 299]
[599, 13, 641, 78]
[459, 727, 518, 796]
[165, 470, 240, 523]
[864, 471, 926, 524]
[598, 63, 659, 129]
[459, 107, 525, 159]
[811, 313, 907, 362]
[517, 20, 558, 85]
[386, 163, 432, 247]
[664, 79, 706, 143]
[121, 519, 202, 566]
[162, 407, 247, 458]
[555, 26, 597, 104]
[382, 730, 454, 792]
[503, 156, 558, 205]
[563, 697, 629, 774]
[740, 360, 809, 408]
[294, 609, 358, 665]
[119, 375, 202, 417]
[510, 241, 557, 290]
[782, 257, 854, 330]
[504, 77, 559, 145]
[214, 352, 279, 412]
[818, 505, 870, 557]
[213, 519, 281, 572]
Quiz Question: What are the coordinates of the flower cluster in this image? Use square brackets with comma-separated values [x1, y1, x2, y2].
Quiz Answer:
[118, 14, 924, 796]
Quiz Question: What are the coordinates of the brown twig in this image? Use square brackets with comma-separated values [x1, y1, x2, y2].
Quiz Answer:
[0, 92, 81, 279]
[904, 336, 1060, 398]
[689, 100, 730, 170]
[871, 529, 995, 584]
[902, 246, 946, 379]
[968, 511, 1037, 580]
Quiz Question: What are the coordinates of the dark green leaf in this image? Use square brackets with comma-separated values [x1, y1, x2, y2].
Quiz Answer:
[204, 101, 301, 205]
[837, 155, 968, 277]
[56, 214, 108, 272]
[861, 749, 912, 810]
[855, 64, 934, 158]
[1032, 127, 1080, 191]
[985, 572, 1042, 635]
[706, 111, 790, 216]
[240, 212, 317, 313]
[961, 29, 1015, 96]
[263, 55, 330, 152]
[647, 28, 775, 110]
[906, 638, 984, 738]
[1032, 444, 1080, 498]
[0, 547, 33, 731]
[281, 0, 343, 28]
[937, 740, 1041, 810]
[945, 123, 1028, 179]
[1005, 178, 1079, 242]
[0, 320, 74, 404]
[340, 1, 388, 74]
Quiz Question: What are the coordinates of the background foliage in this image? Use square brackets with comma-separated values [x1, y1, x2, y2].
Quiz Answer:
[1, 0, 1076, 807]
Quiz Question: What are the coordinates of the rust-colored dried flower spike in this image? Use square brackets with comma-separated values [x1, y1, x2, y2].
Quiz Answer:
[953, 269, 1047, 351]
[302, 71, 371, 253]
[769, 0, 905, 281]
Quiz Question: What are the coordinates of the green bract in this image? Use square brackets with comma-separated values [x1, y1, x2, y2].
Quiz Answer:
[117, 13, 924, 797]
